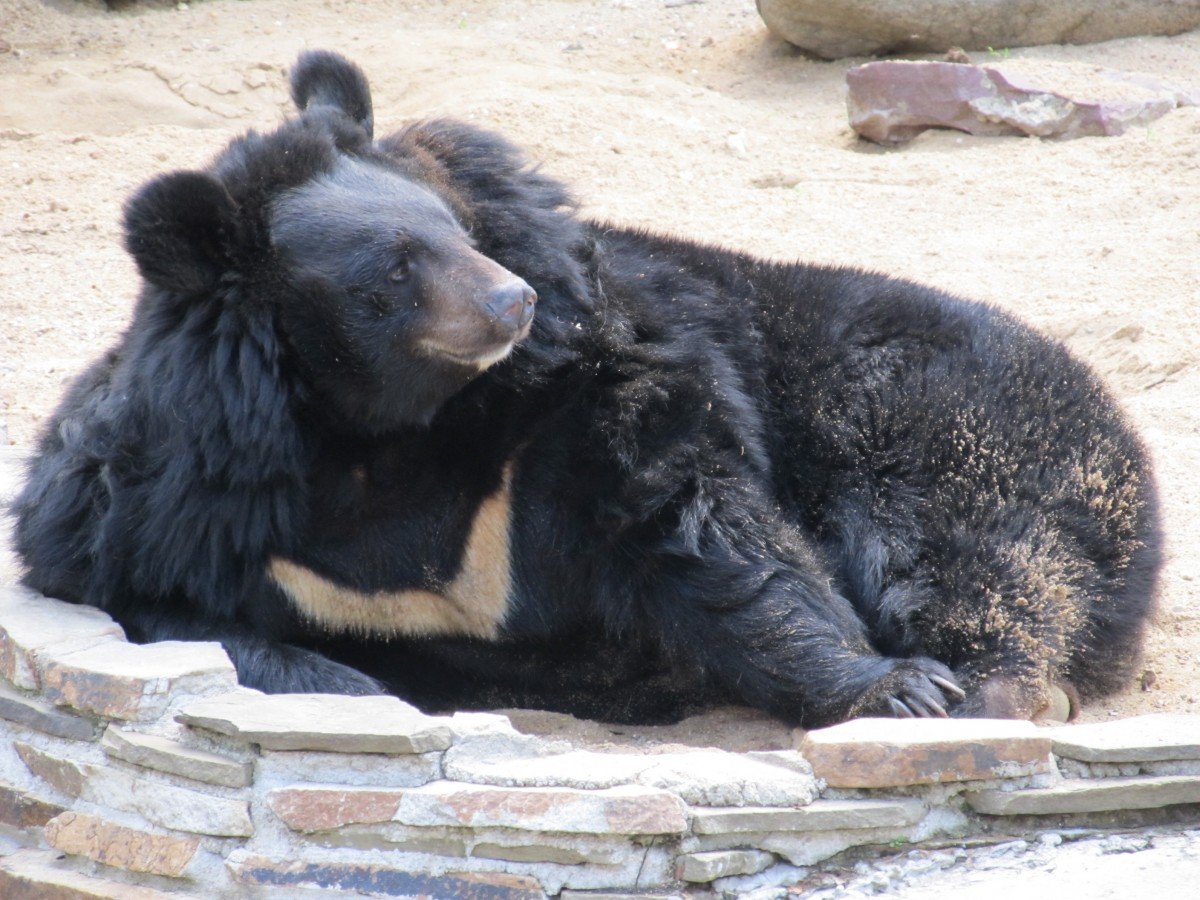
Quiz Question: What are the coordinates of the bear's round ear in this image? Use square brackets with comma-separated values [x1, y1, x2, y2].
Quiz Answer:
[122, 171, 237, 296]
[290, 50, 374, 140]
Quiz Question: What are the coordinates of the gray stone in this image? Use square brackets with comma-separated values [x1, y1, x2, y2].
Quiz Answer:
[691, 798, 926, 835]
[0, 781, 67, 829]
[966, 775, 1200, 815]
[1047, 714, 1200, 763]
[177, 689, 452, 753]
[0, 679, 102, 741]
[16, 741, 252, 836]
[40, 639, 237, 721]
[226, 852, 547, 897]
[312, 828, 469, 857]
[446, 710, 526, 741]
[677, 849, 776, 883]
[638, 750, 819, 807]
[757, 0, 1200, 60]
[83, 762, 254, 838]
[101, 725, 253, 788]
[0, 583, 124, 690]
[712, 861, 811, 895]
[745, 749, 815, 777]
[0, 847, 178, 899]
[442, 746, 633, 790]
[257, 747, 441, 788]
[305, 819, 626, 865]
[847, 59, 1196, 144]
[750, 825, 917, 867]
[472, 841, 608, 866]
[445, 744, 818, 807]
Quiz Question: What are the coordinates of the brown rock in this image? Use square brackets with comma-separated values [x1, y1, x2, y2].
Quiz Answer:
[0, 680, 101, 741]
[0, 585, 124, 690]
[268, 786, 404, 832]
[798, 717, 1051, 787]
[0, 848, 177, 900]
[15, 741, 86, 797]
[226, 851, 546, 898]
[847, 59, 1197, 144]
[0, 781, 67, 829]
[395, 782, 688, 835]
[44, 811, 200, 878]
[40, 640, 236, 721]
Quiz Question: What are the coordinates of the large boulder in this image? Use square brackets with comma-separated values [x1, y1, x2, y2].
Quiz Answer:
[758, 0, 1200, 59]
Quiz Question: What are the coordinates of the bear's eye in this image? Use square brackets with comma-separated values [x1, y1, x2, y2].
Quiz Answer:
[388, 257, 411, 283]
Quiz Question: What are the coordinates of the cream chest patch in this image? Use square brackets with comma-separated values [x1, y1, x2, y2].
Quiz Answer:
[268, 463, 515, 639]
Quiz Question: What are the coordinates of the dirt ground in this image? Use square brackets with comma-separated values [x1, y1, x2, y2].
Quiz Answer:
[0, 0, 1197, 731]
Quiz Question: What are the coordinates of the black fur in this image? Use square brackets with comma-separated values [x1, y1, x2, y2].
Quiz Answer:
[14, 52, 1161, 727]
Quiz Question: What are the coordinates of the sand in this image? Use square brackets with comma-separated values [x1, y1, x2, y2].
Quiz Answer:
[1, 0, 1197, 731]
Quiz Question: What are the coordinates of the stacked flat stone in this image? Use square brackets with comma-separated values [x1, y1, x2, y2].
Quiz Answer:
[4, 559, 1200, 896]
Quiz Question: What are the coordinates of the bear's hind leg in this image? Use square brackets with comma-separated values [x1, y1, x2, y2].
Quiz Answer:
[892, 518, 1108, 720]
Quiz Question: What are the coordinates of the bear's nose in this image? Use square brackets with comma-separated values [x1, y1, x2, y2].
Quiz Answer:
[485, 280, 537, 330]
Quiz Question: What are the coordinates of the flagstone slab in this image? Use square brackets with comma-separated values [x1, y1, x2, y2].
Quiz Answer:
[0, 780, 67, 829]
[15, 742, 252, 837]
[44, 810, 201, 878]
[0, 848, 177, 900]
[226, 851, 546, 898]
[1046, 714, 1200, 763]
[40, 639, 236, 721]
[0, 584, 125, 690]
[676, 849, 775, 883]
[0, 679, 101, 741]
[690, 797, 925, 835]
[101, 725, 253, 788]
[177, 689, 452, 754]
[444, 745, 818, 807]
[966, 774, 1200, 815]
[799, 717, 1051, 787]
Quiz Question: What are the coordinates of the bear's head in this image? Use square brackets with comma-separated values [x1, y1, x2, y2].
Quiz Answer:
[121, 51, 547, 431]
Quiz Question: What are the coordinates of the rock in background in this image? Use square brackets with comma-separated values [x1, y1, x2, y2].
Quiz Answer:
[757, 0, 1200, 59]
[847, 59, 1199, 143]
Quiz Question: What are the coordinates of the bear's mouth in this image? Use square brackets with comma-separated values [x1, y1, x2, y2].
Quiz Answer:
[419, 338, 520, 370]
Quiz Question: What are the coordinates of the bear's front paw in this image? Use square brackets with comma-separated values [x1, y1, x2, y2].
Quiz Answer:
[852, 657, 965, 719]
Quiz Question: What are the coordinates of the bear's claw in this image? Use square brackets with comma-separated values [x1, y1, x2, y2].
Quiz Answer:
[930, 673, 967, 700]
[855, 656, 963, 720]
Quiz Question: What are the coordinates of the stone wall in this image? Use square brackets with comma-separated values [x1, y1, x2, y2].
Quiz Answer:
[3, 581, 1200, 899]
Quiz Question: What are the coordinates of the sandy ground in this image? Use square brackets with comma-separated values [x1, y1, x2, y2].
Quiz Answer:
[0, 0, 1197, 732]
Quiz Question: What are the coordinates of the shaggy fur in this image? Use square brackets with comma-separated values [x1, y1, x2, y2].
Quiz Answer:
[14, 51, 1161, 727]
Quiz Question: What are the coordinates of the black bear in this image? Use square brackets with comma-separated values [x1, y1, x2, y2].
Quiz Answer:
[14, 51, 1161, 728]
